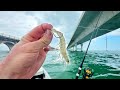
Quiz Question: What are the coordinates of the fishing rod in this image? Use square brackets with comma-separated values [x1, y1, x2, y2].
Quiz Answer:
[75, 11, 103, 79]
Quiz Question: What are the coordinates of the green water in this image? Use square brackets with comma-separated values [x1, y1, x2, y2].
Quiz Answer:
[43, 50, 120, 79]
[0, 50, 120, 79]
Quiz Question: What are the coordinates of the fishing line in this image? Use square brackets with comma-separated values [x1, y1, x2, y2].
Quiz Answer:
[78, 24, 120, 35]
[78, 26, 113, 31]
[75, 11, 103, 79]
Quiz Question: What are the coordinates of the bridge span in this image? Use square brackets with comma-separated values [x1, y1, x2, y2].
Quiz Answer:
[67, 11, 120, 51]
[0, 33, 20, 50]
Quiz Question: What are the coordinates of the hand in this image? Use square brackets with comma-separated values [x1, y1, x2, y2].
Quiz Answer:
[0, 23, 53, 79]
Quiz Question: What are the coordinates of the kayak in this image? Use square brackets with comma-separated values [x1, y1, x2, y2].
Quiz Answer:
[32, 67, 51, 79]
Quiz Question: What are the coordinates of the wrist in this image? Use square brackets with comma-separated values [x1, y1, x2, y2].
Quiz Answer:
[0, 59, 14, 79]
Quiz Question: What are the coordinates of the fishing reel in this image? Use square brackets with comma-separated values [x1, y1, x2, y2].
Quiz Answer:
[82, 67, 94, 79]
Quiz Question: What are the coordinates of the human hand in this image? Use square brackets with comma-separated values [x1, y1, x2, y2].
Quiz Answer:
[0, 23, 53, 79]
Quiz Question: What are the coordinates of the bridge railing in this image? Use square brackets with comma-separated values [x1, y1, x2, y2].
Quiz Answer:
[0, 33, 20, 40]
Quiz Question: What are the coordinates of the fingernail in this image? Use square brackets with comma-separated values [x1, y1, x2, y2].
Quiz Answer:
[46, 30, 51, 36]
[48, 24, 53, 29]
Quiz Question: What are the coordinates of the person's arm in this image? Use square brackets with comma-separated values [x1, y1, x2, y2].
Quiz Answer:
[0, 23, 53, 79]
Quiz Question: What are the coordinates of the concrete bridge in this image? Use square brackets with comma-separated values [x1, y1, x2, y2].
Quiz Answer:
[0, 33, 56, 51]
[67, 11, 120, 51]
[0, 33, 20, 50]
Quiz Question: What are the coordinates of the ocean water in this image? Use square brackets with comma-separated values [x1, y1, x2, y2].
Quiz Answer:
[0, 49, 120, 79]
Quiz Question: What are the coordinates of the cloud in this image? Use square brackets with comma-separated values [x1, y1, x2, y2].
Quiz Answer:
[25, 11, 83, 47]
[0, 11, 82, 47]
[107, 28, 120, 36]
[0, 11, 38, 38]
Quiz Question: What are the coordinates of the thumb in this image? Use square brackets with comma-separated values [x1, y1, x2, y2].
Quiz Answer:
[36, 29, 53, 49]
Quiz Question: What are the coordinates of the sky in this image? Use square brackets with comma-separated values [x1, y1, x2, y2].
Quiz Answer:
[0, 11, 120, 51]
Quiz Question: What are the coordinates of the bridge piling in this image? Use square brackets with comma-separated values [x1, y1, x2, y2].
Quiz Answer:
[81, 43, 83, 52]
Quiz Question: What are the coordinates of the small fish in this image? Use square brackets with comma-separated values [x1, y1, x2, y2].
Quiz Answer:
[51, 28, 69, 64]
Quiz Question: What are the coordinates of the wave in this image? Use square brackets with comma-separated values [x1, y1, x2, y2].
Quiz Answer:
[93, 73, 120, 79]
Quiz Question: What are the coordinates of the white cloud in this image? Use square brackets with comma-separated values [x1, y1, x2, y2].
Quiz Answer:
[107, 28, 120, 36]
[92, 38, 98, 42]
[0, 11, 82, 47]
[25, 11, 82, 47]
[0, 11, 38, 38]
